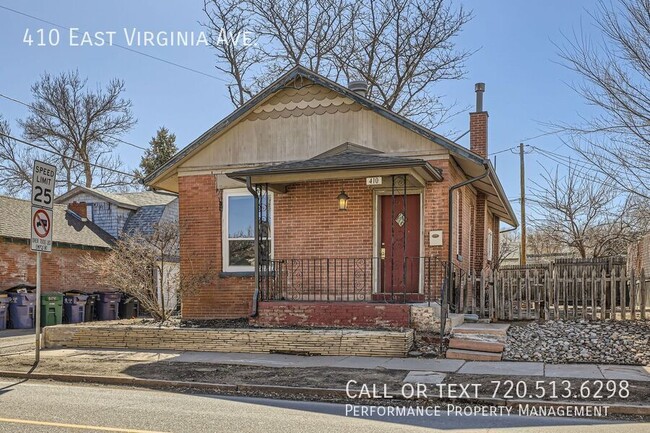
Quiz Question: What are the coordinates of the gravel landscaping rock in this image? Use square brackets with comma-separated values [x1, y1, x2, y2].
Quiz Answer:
[504, 320, 650, 365]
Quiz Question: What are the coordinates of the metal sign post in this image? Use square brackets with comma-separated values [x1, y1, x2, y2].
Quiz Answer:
[30, 160, 56, 364]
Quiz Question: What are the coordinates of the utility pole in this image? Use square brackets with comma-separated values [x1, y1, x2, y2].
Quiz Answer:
[520, 143, 527, 266]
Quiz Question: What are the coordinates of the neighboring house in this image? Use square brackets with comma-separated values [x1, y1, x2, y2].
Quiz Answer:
[0, 196, 113, 292]
[54, 187, 178, 238]
[55, 187, 181, 309]
[144, 66, 518, 325]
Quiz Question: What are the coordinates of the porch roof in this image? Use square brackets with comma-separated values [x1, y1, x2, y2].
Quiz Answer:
[227, 146, 443, 186]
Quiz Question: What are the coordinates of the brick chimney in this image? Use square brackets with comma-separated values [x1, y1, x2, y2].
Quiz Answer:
[469, 82, 488, 158]
[68, 201, 87, 219]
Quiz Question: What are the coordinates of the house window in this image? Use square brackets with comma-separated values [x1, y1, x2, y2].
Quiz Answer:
[222, 189, 272, 272]
[486, 228, 494, 262]
[86, 203, 93, 221]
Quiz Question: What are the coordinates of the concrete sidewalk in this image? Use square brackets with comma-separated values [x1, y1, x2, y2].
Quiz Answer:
[166, 351, 650, 381]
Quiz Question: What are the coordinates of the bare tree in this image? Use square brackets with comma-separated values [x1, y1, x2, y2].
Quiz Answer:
[203, 0, 471, 127]
[497, 230, 520, 267]
[556, 0, 650, 199]
[0, 116, 33, 196]
[530, 164, 646, 258]
[15, 70, 136, 193]
[86, 222, 215, 322]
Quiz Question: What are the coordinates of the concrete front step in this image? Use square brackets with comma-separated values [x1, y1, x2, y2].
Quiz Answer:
[446, 348, 502, 361]
[448, 338, 505, 353]
[451, 322, 510, 337]
[451, 332, 506, 344]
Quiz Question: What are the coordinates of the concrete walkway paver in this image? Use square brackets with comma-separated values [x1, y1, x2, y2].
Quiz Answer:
[458, 361, 545, 376]
[403, 371, 446, 384]
[545, 363, 604, 379]
[598, 365, 650, 382]
[381, 358, 464, 372]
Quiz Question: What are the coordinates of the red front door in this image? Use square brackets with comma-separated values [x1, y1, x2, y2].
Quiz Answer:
[380, 194, 420, 293]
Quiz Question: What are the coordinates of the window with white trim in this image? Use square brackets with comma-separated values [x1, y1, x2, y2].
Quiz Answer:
[486, 228, 494, 262]
[222, 189, 272, 272]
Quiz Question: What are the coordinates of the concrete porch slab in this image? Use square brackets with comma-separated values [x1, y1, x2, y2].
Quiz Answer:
[403, 371, 446, 384]
[545, 363, 604, 379]
[458, 361, 544, 376]
[598, 365, 650, 382]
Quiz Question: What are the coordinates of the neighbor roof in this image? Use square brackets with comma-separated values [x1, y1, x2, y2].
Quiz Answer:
[0, 196, 114, 249]
[54, 186, 177, 209]
[122, 205, 167, 237]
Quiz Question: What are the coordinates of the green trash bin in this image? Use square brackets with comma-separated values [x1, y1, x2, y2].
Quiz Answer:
[40, 292, 63, 326]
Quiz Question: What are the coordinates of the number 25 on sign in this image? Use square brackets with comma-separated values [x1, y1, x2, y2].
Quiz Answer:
[31, 160, 56, 208]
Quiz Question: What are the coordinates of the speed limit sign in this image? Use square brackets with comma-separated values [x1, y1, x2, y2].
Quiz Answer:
[31, 160, 56, 209]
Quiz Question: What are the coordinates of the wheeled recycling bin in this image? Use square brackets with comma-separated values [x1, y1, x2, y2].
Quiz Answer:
[96, 292, 121, 320]
[40, 292, 63, 326]
[119, 295, 140, 319]
[6, 287, 36, 329]
[84, 294, 99, 322]
[64, 291, 89, 324]
[0, 293, 10, 330]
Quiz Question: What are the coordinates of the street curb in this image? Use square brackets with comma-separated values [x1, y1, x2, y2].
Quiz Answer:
[0, 370, 647, 416]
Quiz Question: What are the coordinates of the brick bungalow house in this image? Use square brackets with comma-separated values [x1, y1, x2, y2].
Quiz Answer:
[0, 195, 113, 292]
[144, 66, 517, 327]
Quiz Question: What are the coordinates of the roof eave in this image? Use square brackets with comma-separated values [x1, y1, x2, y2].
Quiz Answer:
[485, 159, 519, 228]
[226, 160, 442, 182]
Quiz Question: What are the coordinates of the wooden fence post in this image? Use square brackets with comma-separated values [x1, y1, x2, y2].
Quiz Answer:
[640, 269, 647, 320]
[621, 266, 627, 320]
[630, 268, 636, 321]
[590, 269, 596, 320]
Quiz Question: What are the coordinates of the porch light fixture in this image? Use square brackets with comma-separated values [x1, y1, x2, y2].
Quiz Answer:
[337, 190, 349, 211]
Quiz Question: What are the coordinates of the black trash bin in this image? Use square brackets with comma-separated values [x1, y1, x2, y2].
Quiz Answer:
[96, 292, 121, 321]
[6, 285, 36, 329]
[119, 295, 140, 319]
[63, 291, 89, 324]
[84, 293, 99, 322]
[0, 293, 10, 330]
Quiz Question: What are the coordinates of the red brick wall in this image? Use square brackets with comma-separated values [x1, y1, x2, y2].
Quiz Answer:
[250, 301, 410, 328]
[470, 111, 488, 158]
[179, 168, 497, 317]
[178, 175, 254, 319]
[68, 202, 87, 219]
[0, 238, 108, 292]
[274, 179, 373, 259]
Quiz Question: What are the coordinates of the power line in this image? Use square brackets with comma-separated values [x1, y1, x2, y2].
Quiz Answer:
[0, 92, 148, 151]
[0, 131, 137, 179]
[0, 4, 229, 84]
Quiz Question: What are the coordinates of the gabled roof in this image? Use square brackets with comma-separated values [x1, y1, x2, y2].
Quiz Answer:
[143, 65, 517, 227]
[54, 186, 177, 209]
[122, 205, 167, 237]
[0, 195, 114, 249]
[144, 65, 484, 188]
[228, 143, 442, 182]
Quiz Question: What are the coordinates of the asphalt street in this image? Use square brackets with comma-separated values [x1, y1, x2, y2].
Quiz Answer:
[0, 379, 647, 432]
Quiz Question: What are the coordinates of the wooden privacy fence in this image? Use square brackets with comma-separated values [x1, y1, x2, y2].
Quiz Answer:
[459, 263, 649, 321]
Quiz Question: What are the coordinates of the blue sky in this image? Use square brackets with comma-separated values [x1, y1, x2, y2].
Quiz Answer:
[0, 0, 602, 219]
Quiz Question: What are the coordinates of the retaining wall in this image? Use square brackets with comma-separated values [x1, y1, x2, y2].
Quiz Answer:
[250, 301, 410, 328]
[43, 325, 414, 357]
